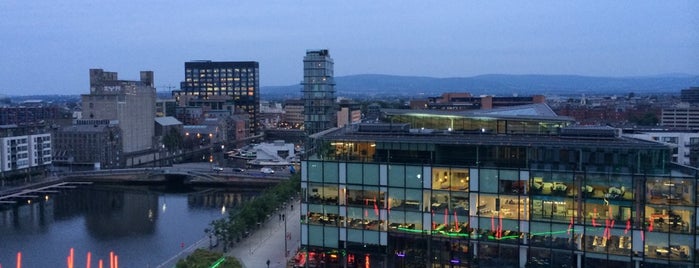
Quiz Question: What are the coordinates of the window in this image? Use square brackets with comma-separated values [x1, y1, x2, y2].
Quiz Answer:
[661, 137, 678, 144]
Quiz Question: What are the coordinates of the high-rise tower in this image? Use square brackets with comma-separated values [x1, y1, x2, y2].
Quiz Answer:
[302, 49, 336, 136]
[174, 61, 260, 135]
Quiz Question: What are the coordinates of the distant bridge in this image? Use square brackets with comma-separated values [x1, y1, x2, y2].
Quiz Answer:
[64, 165, 290, 184]
[0, 163, 290, 202]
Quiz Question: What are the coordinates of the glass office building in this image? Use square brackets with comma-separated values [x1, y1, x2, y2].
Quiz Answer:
[299, 104, 699, 268]
[302, 49, 337, 136]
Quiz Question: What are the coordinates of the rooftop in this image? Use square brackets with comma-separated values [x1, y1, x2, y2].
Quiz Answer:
[382, 103, 571, 121]
[155, 116, 182, 126]
[317, 103, 667, 150]
[318, 123, 667, 150]
[62, 124, 115, 133]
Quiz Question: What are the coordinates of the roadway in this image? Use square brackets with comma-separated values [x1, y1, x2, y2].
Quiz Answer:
[55, 162, 292, 183]
[1, 162, 292, 199]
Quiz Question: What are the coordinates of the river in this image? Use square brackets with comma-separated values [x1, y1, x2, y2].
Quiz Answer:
[0, 183, 259, 267]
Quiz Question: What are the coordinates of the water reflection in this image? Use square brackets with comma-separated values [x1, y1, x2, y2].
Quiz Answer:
[82, 188, 159, 239]
[188, 190, 249, 209]
[0, 184, 260, 267]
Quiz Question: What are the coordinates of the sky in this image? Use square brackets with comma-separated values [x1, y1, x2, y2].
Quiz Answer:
[1, 1, 697, 96]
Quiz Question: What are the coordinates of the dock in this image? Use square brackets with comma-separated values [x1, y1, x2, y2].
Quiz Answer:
[0, 181, 93, 204]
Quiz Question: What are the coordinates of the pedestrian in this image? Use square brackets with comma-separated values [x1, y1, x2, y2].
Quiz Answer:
[279, 213, 282, 221]
[291, 204, 294, 210]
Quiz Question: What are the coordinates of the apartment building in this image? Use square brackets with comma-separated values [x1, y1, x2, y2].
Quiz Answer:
[0, 126, 52, 174]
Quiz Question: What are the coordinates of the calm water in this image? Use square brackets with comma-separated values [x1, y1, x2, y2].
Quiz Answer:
[0, 183, 258, 267]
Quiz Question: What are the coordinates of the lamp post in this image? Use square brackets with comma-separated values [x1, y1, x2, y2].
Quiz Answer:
[160, 144, 165, 167]
[205, 228, 212, 249]
[283, 213, 288, 258]
[220, 144, 225, 167]
[209, 146, 214, 170]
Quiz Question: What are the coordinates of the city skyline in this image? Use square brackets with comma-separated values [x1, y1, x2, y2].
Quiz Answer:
[1, 1, 697, 96]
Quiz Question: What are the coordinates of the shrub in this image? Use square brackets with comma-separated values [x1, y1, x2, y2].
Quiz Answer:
[176, 248, 242, 268]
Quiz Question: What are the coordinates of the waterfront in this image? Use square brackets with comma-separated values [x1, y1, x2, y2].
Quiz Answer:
[0, 183, 259, 267]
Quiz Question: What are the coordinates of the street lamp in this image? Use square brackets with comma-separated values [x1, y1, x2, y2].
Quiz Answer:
[205, 228, 212, 249]
[160, 144, 165, 167]
[284, 213, 288, 258]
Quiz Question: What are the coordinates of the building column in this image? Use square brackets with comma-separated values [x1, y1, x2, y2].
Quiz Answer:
[577, 252, 582, 268]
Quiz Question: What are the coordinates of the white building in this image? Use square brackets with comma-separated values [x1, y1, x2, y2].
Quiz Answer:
[247, 140, 297, 166]
[30, 133, 52, 167]
[1, 133, 52, 173]
[626, 130, 699, 166]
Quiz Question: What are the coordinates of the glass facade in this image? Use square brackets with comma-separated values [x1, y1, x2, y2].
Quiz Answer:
[299, 112, 699, 268]
[302, 49, 336, 136]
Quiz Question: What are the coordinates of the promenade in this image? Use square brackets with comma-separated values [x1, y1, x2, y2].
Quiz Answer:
[228, 199, 301, 268]
[155, 198, 301, 268]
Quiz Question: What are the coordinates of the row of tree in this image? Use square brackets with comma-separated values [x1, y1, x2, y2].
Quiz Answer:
[208, 173, 300, 251]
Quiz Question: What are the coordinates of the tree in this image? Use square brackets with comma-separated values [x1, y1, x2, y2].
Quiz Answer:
[210, 219, 226, 245]
[629, 112, 659, 126]
[163, 127, 184, 151]
[206, 174, 301, 254]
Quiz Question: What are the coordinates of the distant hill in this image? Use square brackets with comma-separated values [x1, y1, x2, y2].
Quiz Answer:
[7, 74, 697, 101]
[261, 74, 699, 99]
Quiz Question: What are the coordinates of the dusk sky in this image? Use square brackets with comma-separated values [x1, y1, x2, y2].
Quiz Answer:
[1, 1, 697, 96]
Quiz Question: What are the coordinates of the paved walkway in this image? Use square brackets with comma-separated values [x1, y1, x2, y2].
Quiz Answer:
[154, 198, 301, 268]
[228, 199, 301, 268]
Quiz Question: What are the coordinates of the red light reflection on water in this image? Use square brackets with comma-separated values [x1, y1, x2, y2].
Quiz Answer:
[10, 249, 118, 268]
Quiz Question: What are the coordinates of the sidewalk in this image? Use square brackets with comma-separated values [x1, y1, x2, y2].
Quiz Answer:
[228, 199, 301, 268]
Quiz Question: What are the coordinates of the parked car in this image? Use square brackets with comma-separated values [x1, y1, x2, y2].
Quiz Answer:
[260, 167, 275, 174]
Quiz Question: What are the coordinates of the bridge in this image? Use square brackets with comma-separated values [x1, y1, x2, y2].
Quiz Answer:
[62, 162, 291, 183]
[0, 163, 291, 203]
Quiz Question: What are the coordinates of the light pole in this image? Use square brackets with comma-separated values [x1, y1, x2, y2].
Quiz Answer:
[160, 144, 165, 167]
[205, 228, 212, 249]
[284, 213, 288, 258]
[220, 144, 225, 167]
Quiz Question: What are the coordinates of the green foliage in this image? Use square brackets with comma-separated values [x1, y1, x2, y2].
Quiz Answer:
[629, 112, 659, 126]
[209, 173, 300, 247]
[175, 248, 242, 268]
[163, 127, 184, 151]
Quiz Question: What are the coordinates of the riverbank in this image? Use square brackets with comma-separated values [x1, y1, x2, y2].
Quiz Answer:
[154, 198, 301, 268]
[1, 163, 299, 267]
